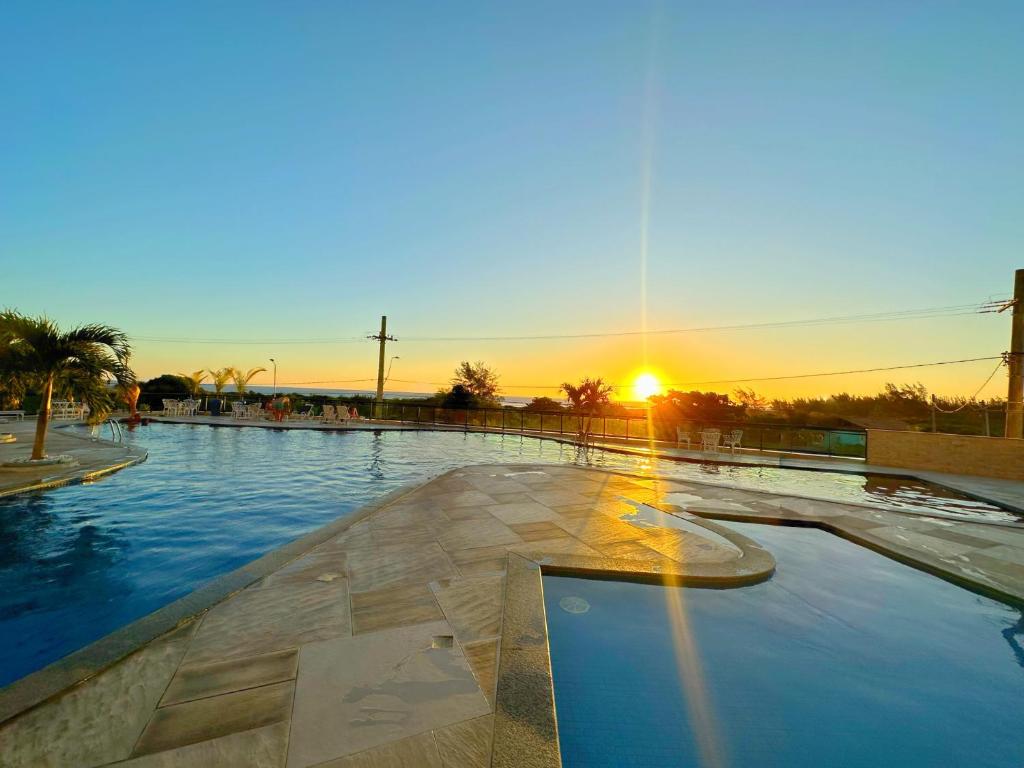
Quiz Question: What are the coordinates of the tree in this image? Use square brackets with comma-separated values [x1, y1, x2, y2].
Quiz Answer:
[229, 366, 266, 398]
[208, 367, 233, 399]
[0, 367, 28, 410]
[452, 361, 500, 404]
[178, 369, 207, 398]
[734, 387, 769, 412]
[441, 384, 476, 409]
[524, 396, 565, 412]
[0, 311, 133, 460]
[561, 377, 613, 443]
[650, 390, 746, 424]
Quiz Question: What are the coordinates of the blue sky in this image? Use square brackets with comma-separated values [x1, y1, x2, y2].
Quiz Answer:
[2, 1, 1021, 398]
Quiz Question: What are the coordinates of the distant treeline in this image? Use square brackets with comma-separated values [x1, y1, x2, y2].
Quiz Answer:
[116, 373, 1009, 438]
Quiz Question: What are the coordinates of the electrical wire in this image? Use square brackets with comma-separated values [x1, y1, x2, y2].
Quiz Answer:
[128, 301, 1002, 346]
[276, 355, 1004, 391]
[929, 358, 1006, 413]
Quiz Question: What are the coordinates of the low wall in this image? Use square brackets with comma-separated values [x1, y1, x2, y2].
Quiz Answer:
[867, 429, 1024, 481]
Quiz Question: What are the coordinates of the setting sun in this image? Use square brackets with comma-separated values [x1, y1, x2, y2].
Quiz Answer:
[632, 372, 662, 401]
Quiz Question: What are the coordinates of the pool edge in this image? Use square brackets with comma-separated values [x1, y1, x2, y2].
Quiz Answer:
[490, 512, 775, 768]
[0, 475, 433, 727]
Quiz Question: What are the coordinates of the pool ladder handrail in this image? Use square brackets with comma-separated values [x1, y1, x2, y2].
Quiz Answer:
[106, 417, 124, 443]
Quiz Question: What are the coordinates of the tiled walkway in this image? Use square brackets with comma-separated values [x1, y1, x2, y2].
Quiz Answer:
[1, 461, 1022, 767]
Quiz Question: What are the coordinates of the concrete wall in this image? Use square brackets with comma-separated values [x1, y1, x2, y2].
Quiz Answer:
[867, 429, 1024, 480]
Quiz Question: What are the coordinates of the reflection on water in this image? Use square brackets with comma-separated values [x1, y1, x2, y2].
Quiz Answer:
[1004, 614, 1024, 668]
[0, 423, 1014, 686]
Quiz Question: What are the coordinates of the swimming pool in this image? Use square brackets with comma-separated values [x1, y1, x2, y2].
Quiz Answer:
[544, 521, 1024, 768]
[0, 423, 1013, 687]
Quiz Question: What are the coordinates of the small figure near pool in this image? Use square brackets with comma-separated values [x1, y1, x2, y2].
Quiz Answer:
[272, 395, 291, 422]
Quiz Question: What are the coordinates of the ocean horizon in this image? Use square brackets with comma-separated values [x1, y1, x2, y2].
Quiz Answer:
[199, 383, 535, 407]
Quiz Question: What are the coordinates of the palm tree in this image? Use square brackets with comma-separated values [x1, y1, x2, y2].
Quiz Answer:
[229, 366, 266, 399]
[177, 369, 207, 398]
[208, 367, 233, 399]
[561, 377, 613, 444]
[0, 311, 134, 460]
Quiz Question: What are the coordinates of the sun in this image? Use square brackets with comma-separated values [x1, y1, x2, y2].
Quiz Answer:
[632, 372, 662, 401]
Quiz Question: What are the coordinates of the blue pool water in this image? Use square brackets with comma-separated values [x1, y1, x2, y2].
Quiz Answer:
[0, 423, 1013, 688]
[544, 522, 1024, 768]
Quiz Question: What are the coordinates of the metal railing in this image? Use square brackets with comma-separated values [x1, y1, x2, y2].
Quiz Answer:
[140, 391, 867, 458]
[363, 403, 867, 459]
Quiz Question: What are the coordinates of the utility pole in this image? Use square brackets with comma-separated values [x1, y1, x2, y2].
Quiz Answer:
[1007, 270, 1024, 439]
[368, 316, 397, 419]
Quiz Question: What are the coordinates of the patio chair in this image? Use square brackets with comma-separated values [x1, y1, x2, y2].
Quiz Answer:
[676, 427, 694, 449]
[322, 404, 336, 423]
[230, 401, 246, 419]
[721, 429, 743, 453]
[700, 429, 721, 452]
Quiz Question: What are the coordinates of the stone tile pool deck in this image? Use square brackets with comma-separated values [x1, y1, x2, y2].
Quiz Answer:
[0, 419, 146, 497]
[1, 422, 1024, 767]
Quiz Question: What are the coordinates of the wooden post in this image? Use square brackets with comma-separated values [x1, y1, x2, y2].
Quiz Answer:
[368, 315, 396, 420]
[1007, 270, 1024, 438]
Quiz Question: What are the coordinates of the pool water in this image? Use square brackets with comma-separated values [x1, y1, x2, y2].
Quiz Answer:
[544, 522, 1024, 768]
[0, 424, 1012, 688]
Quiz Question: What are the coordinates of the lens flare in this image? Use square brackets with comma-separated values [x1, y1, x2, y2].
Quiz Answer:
[634, 372, 662, 400]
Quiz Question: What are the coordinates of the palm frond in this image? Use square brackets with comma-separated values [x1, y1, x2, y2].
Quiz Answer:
[229, 366, 267, 395]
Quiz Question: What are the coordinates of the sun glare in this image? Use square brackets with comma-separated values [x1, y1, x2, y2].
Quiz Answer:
[633, 372, 662, 401]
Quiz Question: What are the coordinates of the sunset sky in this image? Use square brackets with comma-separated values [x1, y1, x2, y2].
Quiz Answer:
[3, 2, 1021, 401]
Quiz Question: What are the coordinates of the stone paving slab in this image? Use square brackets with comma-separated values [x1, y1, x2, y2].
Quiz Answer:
[287, 620, 490, 767]
[0, 462, 1022, 768]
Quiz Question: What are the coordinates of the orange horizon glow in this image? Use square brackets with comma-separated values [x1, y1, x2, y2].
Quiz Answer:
[122, 311, 1011, 405]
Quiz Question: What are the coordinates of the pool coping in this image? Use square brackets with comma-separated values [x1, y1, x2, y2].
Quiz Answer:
[490, 512, 776, 768]
[669, 505, 1024, 609]
[0, 475, 435, 726]
[0, 426, 148, 499]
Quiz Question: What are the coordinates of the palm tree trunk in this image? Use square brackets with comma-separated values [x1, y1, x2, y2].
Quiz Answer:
[31, 375, 54, 460]
[580, 413, 592, 445]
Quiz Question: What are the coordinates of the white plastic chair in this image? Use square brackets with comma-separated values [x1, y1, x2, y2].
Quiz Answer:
[676, 427, 694, 449]
[700, 429, 721, 452]
[721, 429, 743, 453]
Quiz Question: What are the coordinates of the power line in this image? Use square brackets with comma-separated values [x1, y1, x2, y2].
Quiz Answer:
[276, 355, 1004, 391]
[131, 336, 366, 345]
[659, 356, 1003, 388]
[930, 358, 1006, 413]
[127, 301, 1001, 346]
[402, 304, 990, 342]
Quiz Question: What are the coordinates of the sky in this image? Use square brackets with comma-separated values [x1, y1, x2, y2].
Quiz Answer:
[2, 1, 1022, 402]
